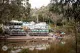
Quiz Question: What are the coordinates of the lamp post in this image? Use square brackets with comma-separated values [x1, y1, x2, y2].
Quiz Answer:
[37, 14, 39, 23]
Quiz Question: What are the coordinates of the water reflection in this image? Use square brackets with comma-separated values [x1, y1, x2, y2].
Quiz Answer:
[0, 38, 51, 53]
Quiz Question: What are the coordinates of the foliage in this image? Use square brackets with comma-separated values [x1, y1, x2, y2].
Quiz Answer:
[49, 0, 80, 22]
[49, 0, 80, 53]
[20, 49, 29, 53]
[0, 0, 31, 23]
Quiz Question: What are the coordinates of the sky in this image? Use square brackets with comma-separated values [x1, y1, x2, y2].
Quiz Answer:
[29, 0, 50, 8]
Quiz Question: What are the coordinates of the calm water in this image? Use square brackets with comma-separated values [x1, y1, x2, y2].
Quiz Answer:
[0, 38, 50, 53]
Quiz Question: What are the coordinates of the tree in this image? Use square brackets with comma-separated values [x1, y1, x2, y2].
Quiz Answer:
[0, 0, 31, 23]
[49, 0, 80, 53]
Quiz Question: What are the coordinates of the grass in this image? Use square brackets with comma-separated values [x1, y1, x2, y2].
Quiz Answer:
[19, 36, 75, 53]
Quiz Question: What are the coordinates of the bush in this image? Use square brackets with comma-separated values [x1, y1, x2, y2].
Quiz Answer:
[20, 49, 29, 53]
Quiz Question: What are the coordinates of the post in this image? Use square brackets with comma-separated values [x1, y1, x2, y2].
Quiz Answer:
[37, 14, 39, 23]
